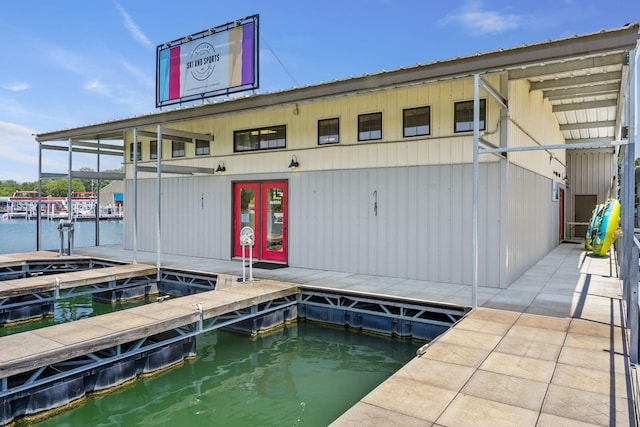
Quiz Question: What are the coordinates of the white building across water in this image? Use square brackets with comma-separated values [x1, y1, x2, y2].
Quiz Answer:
[35, 22, 639, 296]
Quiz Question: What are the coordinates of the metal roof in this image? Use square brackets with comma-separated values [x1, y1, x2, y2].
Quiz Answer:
[508, 51, 630, 145]
[36, 23, 639, 146]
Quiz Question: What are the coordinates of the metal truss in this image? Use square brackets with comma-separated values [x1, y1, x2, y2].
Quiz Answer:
[0, 268, 217, 312]
[0, 258, 122, 281]
[0, 274, 157, 311]
[158, 268, 218, 293]
[298, 289, 468, 329]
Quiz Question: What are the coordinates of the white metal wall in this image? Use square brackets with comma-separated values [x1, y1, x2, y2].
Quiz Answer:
[124, 163, 507, 287]
[124, 176, 231, 259]
[507, 164, 559, 283]
[288, 163, 503, 287]
[124, 163, 563, 288]
[565, 149, 615, 239]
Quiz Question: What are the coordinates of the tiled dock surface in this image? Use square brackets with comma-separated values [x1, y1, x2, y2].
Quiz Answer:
[332, 245, 636, 426]
[73, 243, 636, 426]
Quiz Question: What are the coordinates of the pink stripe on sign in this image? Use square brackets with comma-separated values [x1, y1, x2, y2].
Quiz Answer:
[169, 46, 181, 99]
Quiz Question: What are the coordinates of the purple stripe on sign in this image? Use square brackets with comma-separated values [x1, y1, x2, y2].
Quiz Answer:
[242, 23, 254, 85]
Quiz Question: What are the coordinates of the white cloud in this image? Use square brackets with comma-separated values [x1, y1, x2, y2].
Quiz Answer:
[439, 1, 524, 35]
[46, 45, 87, 75]
[114, 1, 154, 49]
[0, 121, 123, 182]
[0, 121, 39, 182]
[120, 59, 154, 90]
[2, 83, 29, 92]
[84, 79, 108, 95]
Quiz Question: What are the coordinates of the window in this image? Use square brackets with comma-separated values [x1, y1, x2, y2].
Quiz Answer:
[129, 142, 141, 161]
[234, 125, 286, 152]
[196, 139, 210, 156]
[172, 140, 185, 158]
[150, 140, 157, 160]
[318, 118, 340, 145]
[403, 106, 430, 137]
[358, 112, 382, 141]
[454, 99, 486, 132]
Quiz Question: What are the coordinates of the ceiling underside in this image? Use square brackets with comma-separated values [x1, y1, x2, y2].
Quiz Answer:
[508, 51, 628, 145]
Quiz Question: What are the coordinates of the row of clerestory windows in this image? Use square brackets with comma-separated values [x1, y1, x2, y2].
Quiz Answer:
[130, 99, 486, 160]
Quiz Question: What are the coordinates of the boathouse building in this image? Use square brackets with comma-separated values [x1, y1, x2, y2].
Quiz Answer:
[35, 24, 639, 291]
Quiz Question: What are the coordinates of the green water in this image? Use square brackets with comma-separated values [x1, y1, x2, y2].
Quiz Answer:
[0, 295, 152, 337]
[5, 297, 419, 426]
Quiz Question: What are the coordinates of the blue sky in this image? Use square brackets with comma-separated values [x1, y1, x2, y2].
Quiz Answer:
[0, 0, 638, 182]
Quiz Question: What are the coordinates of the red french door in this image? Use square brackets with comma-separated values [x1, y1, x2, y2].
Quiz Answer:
[233, 181, 288, 263]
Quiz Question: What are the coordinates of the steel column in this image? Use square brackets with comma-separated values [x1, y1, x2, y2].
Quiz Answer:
[626, 48, 638, 363]
[133, 128, 138, 263]
[156, 125, 162, 282]
[67, 138, 73, 222]
[472, 74, 480, 309]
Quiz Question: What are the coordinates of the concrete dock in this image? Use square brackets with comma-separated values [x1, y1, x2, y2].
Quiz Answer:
[0, 251, 75, 268]
[69, 243, 638, 425]
[0, 280, 297, 379]
[0, 263, 157, 298]
[331, 244, 635, 426]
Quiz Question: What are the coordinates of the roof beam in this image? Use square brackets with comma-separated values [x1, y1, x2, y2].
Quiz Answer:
[559, 120, 616, 131]
[159, 127, 214, 142]
[552, 99, 618, 112]
[135, 130, 192, 143]
[71, 170, 125, 180]
[479, 139, 625, 154]
[40, 173, 69, 179]
[73, 140, 125, 152]
[479, 75, 507, 108]
[39, 144, 122, 157]
[530, 71, 621, 91]
[566, 137, 622, 145]
[543, 82, 620, 100]
[135, 127, 213, 143]
[508, 53, 625, 80]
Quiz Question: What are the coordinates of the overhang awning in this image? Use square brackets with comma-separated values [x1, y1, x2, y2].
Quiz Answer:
[507, 50, 631, 144]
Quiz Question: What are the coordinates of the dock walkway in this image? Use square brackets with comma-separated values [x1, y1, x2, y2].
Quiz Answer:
[0, 280, 297, 379]
[332, 244, 635, 426]
[73, 244, 637, 425]
[0, 263, 157, 298]
[0, 251, 73, 269]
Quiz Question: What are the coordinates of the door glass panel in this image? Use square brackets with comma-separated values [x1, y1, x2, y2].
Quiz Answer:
[266, 187, 284, 253]
[240, 188, 256, 234]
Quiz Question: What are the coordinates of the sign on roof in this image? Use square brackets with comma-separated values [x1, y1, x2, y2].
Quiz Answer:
[156, 15, 259, 108]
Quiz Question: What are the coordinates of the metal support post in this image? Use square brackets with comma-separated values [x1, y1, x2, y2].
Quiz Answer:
[132, 128, 138, 264]
[156, 125, 162, 283]
[630, 245, 638, 363]
[472, 74, 480, 309]
[193, 302, 204, 331]
[627, 49, 638, 363]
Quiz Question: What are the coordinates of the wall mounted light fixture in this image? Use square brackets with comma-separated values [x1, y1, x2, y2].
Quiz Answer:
[216, 161, 226, 173]
[288, 155, 299, 169]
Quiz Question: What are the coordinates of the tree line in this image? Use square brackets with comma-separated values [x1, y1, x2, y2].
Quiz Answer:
[0, 167, 122, 197]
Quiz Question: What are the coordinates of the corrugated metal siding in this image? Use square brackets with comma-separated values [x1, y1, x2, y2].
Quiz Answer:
[125, 163, 505, 286]
[124, 76, 503, 176]
[507, 80, 566, 177]
[289, 163, 502, 286]
[507, 164, 558, 283]
[124, 176, 231, 259]
[565, 149, 615, 239]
